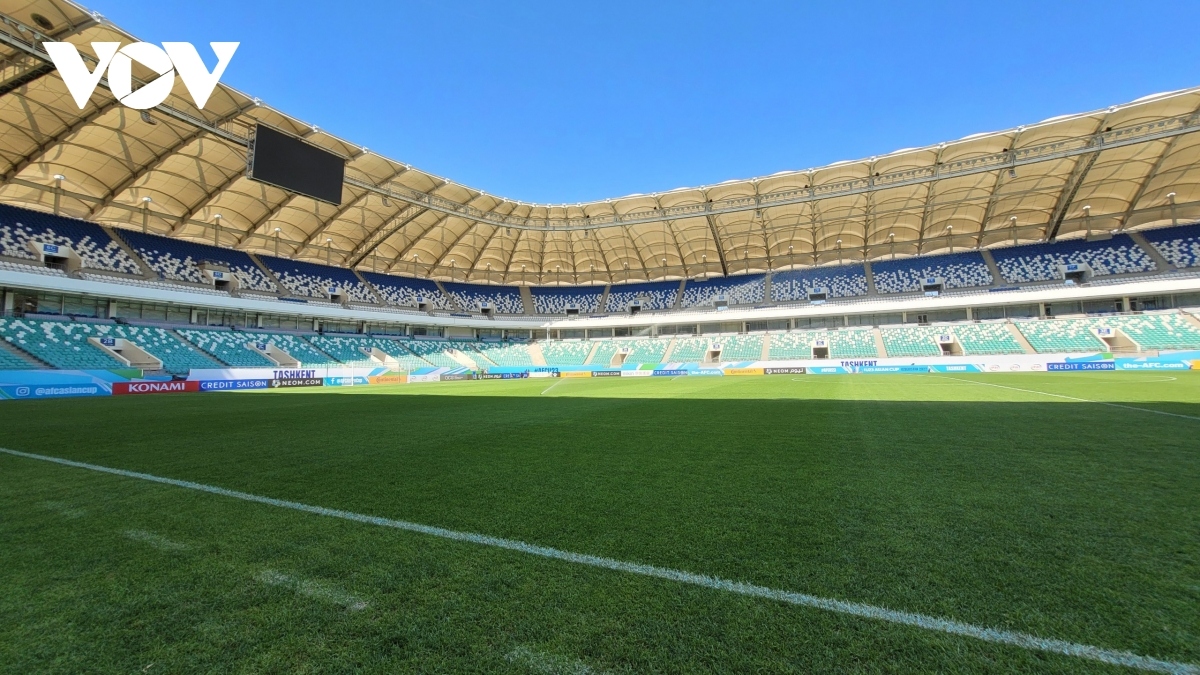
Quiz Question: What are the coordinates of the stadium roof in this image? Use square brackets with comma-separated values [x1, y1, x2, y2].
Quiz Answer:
[2, 0, 1200, 286]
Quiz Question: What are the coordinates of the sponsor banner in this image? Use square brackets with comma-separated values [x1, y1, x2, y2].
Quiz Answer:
[268, 377, 323, 388]
[592, 370, 622, 378]
[368, 374, 406, 385]
[528, 371, 557, 379]
[530, 367, 561, 374]
[652, 369, 688, 377]
[559, 371, 592, 378]
[1, 383, 107, 399]
[1115, 360, 1190, 371]
[113, 380, 201, 395]
[929, 364, 983, 373]
[1048, 361, 1116, 372]
[187, 367, 387, 382]
[764, 367, 806, 375]
[691, 368, 725, 376]
[621, 370, 654, 377]
[724, 367, 764, 376]
[439, 373, 474, 382]
[324, 376, 369, 386]
[408, 373, 441, 383]
[477, 373, 504, 380]
[200, 379, 269, 392]
[857, 365, 930, 374]
[1192, 360, 1200, 370]
[807, 366, 849, 375]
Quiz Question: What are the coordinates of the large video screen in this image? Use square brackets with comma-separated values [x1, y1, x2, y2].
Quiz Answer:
[247, 124, 345, 205]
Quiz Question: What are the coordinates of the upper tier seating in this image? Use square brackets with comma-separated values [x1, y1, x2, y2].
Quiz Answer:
[879, 326, 943, 357]
[0, 260, 68, 277]
[0, 203, 141, 275]
[606, 281, 679, 312]
[441, 282, 524, 314]
[679, 274, 765, 308]
[530, 286, 604, 314]
[771, 264, 868, 301]
[117, 229, 276, 291]
[621, 338, 670, 364]
[176, 328, 275, 367]
[991, 235, 1155, 283]
[473, 341, 534, 366]
[716, 334, 763, 361]
[871, 252, 993, 294]
[540, 341, 593, 365]
[360, 272, 452, 310]
[0, 318, 127, 369]
[1014, 319, 1107, 353]
[668, 337, 710, 362]
[1140, 223, 1200, 269]
[258, 255, 376, 303]
[951, 322, 1026, 355]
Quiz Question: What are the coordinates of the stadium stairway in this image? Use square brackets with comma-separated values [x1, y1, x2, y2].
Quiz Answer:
[247, 254, 286, 296]
[981, 250, 1004, 287]
[446, 345, 479, 369]
[1185, 312, 1200, 330]
[0, 336, 48, 368]
[351, 270, 385, 304]
[519, 287, 534, 315]
[433, 281, 461, 312]
[761, 274, 773, 303]
[873, 328, 888, 357]
[525, 342, 548, 365]
[673, 281, 685, 310]
[1127, 231, 1173, 271]
[760, 333, 771, 360]
[105, 227, 159, 279]
[660, 337, 678, 362]
[1005, 323, 1037, 354]
[596, 285, 611, 314]
[863, 261, 878, 296]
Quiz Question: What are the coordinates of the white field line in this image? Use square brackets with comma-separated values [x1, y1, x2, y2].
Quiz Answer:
[257, 569, 368, 611]
[124, 529, 188, 552]
[505, 645, 612, 675]
[930, 375, 1200, 422]
[540, 379, 566, 395]
[0, 446, 1195, 675]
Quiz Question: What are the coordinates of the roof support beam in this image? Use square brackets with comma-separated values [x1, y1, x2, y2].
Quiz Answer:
[347, 204, 427, 267]
[1118, 105, 1200, 229]
[1, 99, 120, 181]
[704, 214, 729, 276]
[1045, 150, 1100, 242]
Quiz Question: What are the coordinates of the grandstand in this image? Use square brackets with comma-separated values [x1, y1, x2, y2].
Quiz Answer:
[991, 235, 1155, 283]
[175, 328, 275, 368]
[667, 337, 711, 362]
[771, 264, 868, 301]
[359, 272, 451, 310]
[530, 285, 604, 314]
[1141, 223, 1200, 269]
[715, 334, 764, 361]
[605, 281, 680, 312]
[679, 274, 765, 308]
[0, 317, 127, 369]
[0, 204, 142, 276]
[540, 340, 593, 365]
[951, 322, 1027, 355]
[118, 229, 277, 292]
[878, 326, 944, 357]
[258, 255, 376, 303]
[871, 252, 993, 294]
[441, 282, 524, 314]
[473, 341, 534, 366]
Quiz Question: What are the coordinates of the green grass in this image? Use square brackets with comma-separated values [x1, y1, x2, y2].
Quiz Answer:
[1, 372, 1198, 673]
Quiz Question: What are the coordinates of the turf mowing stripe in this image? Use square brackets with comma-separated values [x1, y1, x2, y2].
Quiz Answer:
[932, 375, 1200, 421]
[2, 446, 1196, 675]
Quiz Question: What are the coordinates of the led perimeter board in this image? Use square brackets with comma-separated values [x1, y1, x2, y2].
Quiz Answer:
[247, 124, 345, 205]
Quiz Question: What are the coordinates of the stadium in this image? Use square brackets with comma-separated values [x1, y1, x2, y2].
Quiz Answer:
[0, 0, 1198, 672]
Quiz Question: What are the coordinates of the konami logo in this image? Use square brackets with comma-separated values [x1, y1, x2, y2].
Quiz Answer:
[45, 41, 238, 110]
[113, 380, 201, 395]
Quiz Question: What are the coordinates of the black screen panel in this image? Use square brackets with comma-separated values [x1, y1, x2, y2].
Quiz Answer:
[248, 124, 345, 205]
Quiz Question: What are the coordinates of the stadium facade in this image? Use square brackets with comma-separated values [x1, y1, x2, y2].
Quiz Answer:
[2, 0, 1200, 396]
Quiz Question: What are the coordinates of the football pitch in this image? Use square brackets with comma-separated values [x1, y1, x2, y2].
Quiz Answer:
[1, 372, 1198, 673]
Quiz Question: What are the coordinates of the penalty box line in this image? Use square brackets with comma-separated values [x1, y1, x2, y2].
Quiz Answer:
[1, 446, 1195, 675]
[930, 375, 1200, 422]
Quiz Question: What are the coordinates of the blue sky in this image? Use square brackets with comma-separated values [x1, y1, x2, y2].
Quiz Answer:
[92, 0, 1200, 203]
